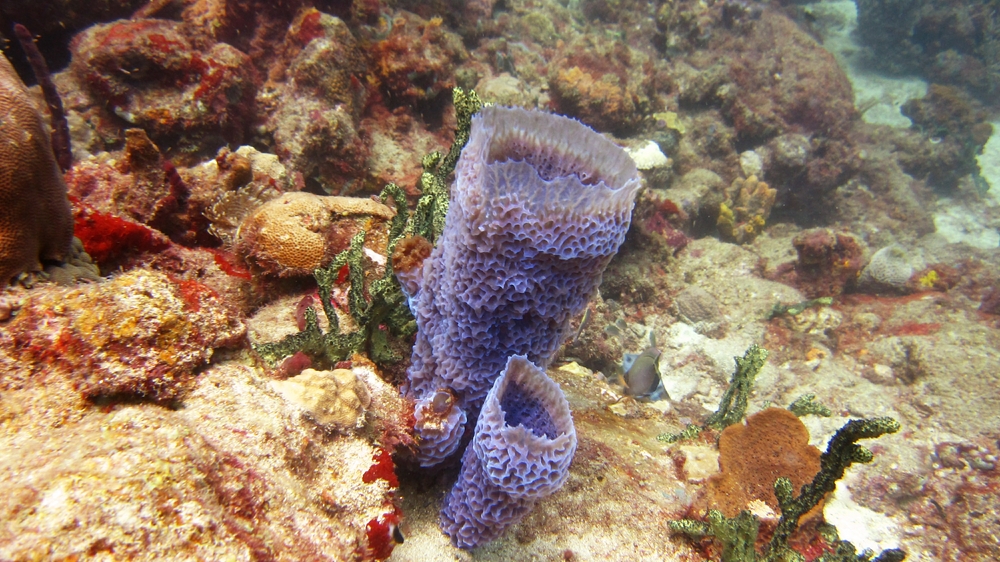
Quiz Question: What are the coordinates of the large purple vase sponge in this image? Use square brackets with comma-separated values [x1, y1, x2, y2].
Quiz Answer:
[405, 106, 641, 466]
[440, 355, 577, 548]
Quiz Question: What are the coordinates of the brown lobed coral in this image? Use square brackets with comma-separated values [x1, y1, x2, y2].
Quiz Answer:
[0, 54, 74, 285]
[705, 407, 823, 519]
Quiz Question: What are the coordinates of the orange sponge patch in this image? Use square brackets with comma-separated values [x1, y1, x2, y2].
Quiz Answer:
[707, 407, 823, 519]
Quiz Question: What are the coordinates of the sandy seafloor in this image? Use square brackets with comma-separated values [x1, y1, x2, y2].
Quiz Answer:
[390, 2, 1000, 560]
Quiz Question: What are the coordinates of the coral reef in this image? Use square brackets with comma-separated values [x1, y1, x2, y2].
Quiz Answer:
[0, 54, 74, 285]
[717, 175, 776, 244]
[404, 106, 641, 467]
[855, 0, 999, 103]
[69, 19, 258, 154]
[440, 356, 577, 549]
[369, 11, 467, 109]
[0, 358, 404, 561]
[264, 9, 370, 193]
[899, 84, 993, 191]
[547, 36, 653, 134]
[4, 1, 1000, 558]
[773, 229, 867, 299]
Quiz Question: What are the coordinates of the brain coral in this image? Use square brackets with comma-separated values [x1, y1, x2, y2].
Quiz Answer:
[0, 55, 73, 285]
[859, 244, 913, 293]
[403, 105, 641, 467]
[269, 368, 371, 430]
[440, 355, 577, 549]
[234, 192, 395, 277]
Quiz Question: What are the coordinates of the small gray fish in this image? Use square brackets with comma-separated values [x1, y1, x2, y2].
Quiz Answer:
[622, 346, 662, 397]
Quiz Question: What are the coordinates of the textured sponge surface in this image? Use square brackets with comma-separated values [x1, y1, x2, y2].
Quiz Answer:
[474, 356, 577, 499]
[405, 106, 640, 467]
[440, 356, 577, 549]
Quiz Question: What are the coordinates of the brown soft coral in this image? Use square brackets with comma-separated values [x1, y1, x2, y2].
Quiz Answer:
[705, 407, 823, 519]
[0, 55, 73, 285]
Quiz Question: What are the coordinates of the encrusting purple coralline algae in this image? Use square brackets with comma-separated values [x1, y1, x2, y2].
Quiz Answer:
[402, 105, 642, 469]
[398, 105, 640, 547]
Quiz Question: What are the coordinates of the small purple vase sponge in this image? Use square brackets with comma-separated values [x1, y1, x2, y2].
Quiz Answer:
[404, 105, 641, 467]
[440, 355, 577, 548]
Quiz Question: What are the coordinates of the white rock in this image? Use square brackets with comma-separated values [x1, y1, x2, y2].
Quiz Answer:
[626, 141, 670, 170]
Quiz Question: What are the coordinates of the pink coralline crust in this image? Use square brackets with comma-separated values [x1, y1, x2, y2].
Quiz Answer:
[0, 269, 245, 401]
[69, 18, 258, 154]
[64, 155, 130, 214]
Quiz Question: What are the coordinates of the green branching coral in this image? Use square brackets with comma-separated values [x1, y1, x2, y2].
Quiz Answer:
[788, 394, 833, 418]
[253, 89, 484, 368]
[657, 344, 769, 443]
[410, 87, 484, 243]
[669, 417, 904, 562]
[767, 417, 902, 558]
[768, 297, 834, 319]
[705, 344, 769, 430]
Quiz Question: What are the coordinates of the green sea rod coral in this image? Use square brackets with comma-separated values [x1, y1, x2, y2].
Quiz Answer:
[706, 344, 770, 431]
[657, 344, 769, 443]
[410, 87, 484, 243]
[253, 185, 413, 366]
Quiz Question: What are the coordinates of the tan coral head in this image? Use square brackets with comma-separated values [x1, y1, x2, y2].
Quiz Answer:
[234, 191, 394, 277]
[0, 55, 73, 285]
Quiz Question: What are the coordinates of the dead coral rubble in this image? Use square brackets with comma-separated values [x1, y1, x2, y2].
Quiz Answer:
[69, 19, 258, 154]
[0, 269, 244, 401]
